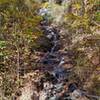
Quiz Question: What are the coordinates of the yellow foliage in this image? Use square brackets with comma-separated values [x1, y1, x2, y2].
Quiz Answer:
[42, 2, 62, 9]
[72, 3, 81, 9]
[42, 2, 49, 8]
[0, 0, 15, 4]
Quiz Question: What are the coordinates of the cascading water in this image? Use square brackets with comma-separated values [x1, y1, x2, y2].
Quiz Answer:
[29, 1, 95, 100]
[16, 1, 99, 100]
[19, 3, 97, 100]
[19, 1, 81, 100]
[50, 33, 58, 54]
[37, 5, 74, 100]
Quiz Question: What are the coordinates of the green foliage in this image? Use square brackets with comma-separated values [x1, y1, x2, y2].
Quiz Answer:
[0, 0, 43, 98]
[0, 41, 6, 49]
[95, 12, 100, 21]
[0, 0, 99, 98]
[0, 0, 15, 4]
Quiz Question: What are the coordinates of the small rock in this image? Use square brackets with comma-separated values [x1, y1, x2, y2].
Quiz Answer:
[68, 83, 78, 92]
[39, 90, 47, 100]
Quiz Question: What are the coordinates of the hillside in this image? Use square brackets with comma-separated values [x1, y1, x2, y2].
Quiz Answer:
[0, 0, 100, 100]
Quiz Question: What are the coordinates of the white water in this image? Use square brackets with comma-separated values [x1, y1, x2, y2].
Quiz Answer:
[50, 33, 58, 54]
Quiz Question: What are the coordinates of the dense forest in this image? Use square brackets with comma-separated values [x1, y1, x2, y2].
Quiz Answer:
[0, 0, 100, 100]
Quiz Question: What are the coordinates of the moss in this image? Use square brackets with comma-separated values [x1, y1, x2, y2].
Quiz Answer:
[32, 35, 53, 52]
[95, 12, 100, 21]
[90, 76, 100, 95]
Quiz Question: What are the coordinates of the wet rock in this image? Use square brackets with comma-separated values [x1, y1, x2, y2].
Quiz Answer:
[39, 90, 47, 100]
[53, 67, 67, 81]
[35, 35, 53, 52]
[15, 90, 22, 97]
[39, 8, 49, 16]
[70, 89, 82, 99]
[42, 58, 60, 65]
[68, 83, 78, 92]
[44, 71, 58, 83]
[70, 89, 90, 100]
[43, 81, 53, 90]
[62, 63, 73, 69]
[49, 95, 58, 100]
[40, 19, 50, 26]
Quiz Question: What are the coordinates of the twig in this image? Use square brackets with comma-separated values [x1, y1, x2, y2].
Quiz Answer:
[81, 91, 100, 99]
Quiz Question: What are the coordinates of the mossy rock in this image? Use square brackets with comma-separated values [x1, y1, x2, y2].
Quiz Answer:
[90, 76, 100, 95]
[31, 35, 53, 52]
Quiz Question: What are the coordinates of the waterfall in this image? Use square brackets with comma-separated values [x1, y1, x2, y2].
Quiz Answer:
[50, 32, 58, 54]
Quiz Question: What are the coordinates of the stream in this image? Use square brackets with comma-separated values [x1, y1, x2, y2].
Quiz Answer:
[29, 7, 81, 99]
[16, 1, 100, 100]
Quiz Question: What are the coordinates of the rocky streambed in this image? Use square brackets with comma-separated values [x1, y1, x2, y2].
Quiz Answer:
[15, 19, 91, 100]
[15, 2, 100, 100]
